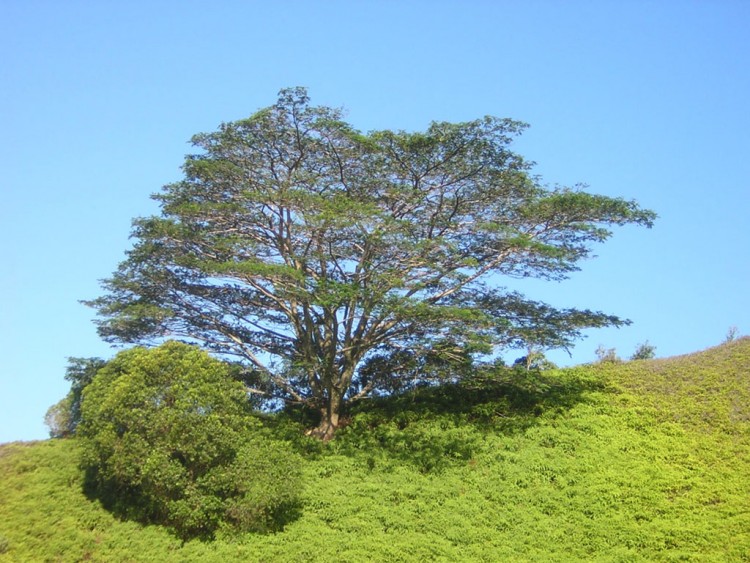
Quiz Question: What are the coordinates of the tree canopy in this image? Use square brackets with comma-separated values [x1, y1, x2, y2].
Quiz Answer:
[87, 87, 655, 438]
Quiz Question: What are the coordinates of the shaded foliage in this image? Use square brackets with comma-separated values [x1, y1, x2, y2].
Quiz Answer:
[330, 365, 605, 472]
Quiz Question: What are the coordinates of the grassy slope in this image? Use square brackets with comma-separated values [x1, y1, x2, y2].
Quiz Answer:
[1, 338, 748, 562]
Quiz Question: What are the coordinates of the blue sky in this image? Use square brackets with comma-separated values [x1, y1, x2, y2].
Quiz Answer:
[2, 1, 748, 443]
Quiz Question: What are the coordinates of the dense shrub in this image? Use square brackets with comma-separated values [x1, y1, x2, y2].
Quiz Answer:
[77, 342, 302, 539]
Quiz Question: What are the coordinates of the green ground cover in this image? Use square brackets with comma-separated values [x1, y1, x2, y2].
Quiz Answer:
[1, 338, 748, 562]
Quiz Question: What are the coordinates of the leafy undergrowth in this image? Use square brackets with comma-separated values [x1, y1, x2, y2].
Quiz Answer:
[2, 339, 749, 561]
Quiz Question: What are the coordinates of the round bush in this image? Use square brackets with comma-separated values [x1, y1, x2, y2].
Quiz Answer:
[78, 341, 302, 539]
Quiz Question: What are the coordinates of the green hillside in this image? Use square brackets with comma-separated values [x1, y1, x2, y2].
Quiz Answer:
[2, 338, 749, 562]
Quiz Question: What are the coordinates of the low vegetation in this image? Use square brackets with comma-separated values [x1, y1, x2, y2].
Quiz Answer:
[1, 338, 749, 561]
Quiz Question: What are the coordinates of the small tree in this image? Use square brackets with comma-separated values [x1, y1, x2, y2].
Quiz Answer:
[78, 342, 302, 539]
[87, 88, 656, 439]
[725, 326, 739, 343]
[595, 345, 621, 364]
[630, 341, 656, 361]
[44, 395, 74, 438]
[45, 357, 107, 438]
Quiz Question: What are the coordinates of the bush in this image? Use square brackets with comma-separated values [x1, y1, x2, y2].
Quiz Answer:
[77, 342, 302, 539]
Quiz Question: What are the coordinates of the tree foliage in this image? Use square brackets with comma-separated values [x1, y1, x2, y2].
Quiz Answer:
[87, 88, 655, 438]
[77, 342, 302, 539]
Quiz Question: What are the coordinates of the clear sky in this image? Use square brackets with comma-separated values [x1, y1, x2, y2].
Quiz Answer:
[2, 1, 748, 443]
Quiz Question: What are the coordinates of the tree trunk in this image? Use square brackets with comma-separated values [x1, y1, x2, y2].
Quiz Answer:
[309, 389, 342, 441]
[310, 411, 339, 441]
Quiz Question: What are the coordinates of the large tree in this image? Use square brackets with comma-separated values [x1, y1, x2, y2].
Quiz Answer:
[88, 88, 655, 439]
